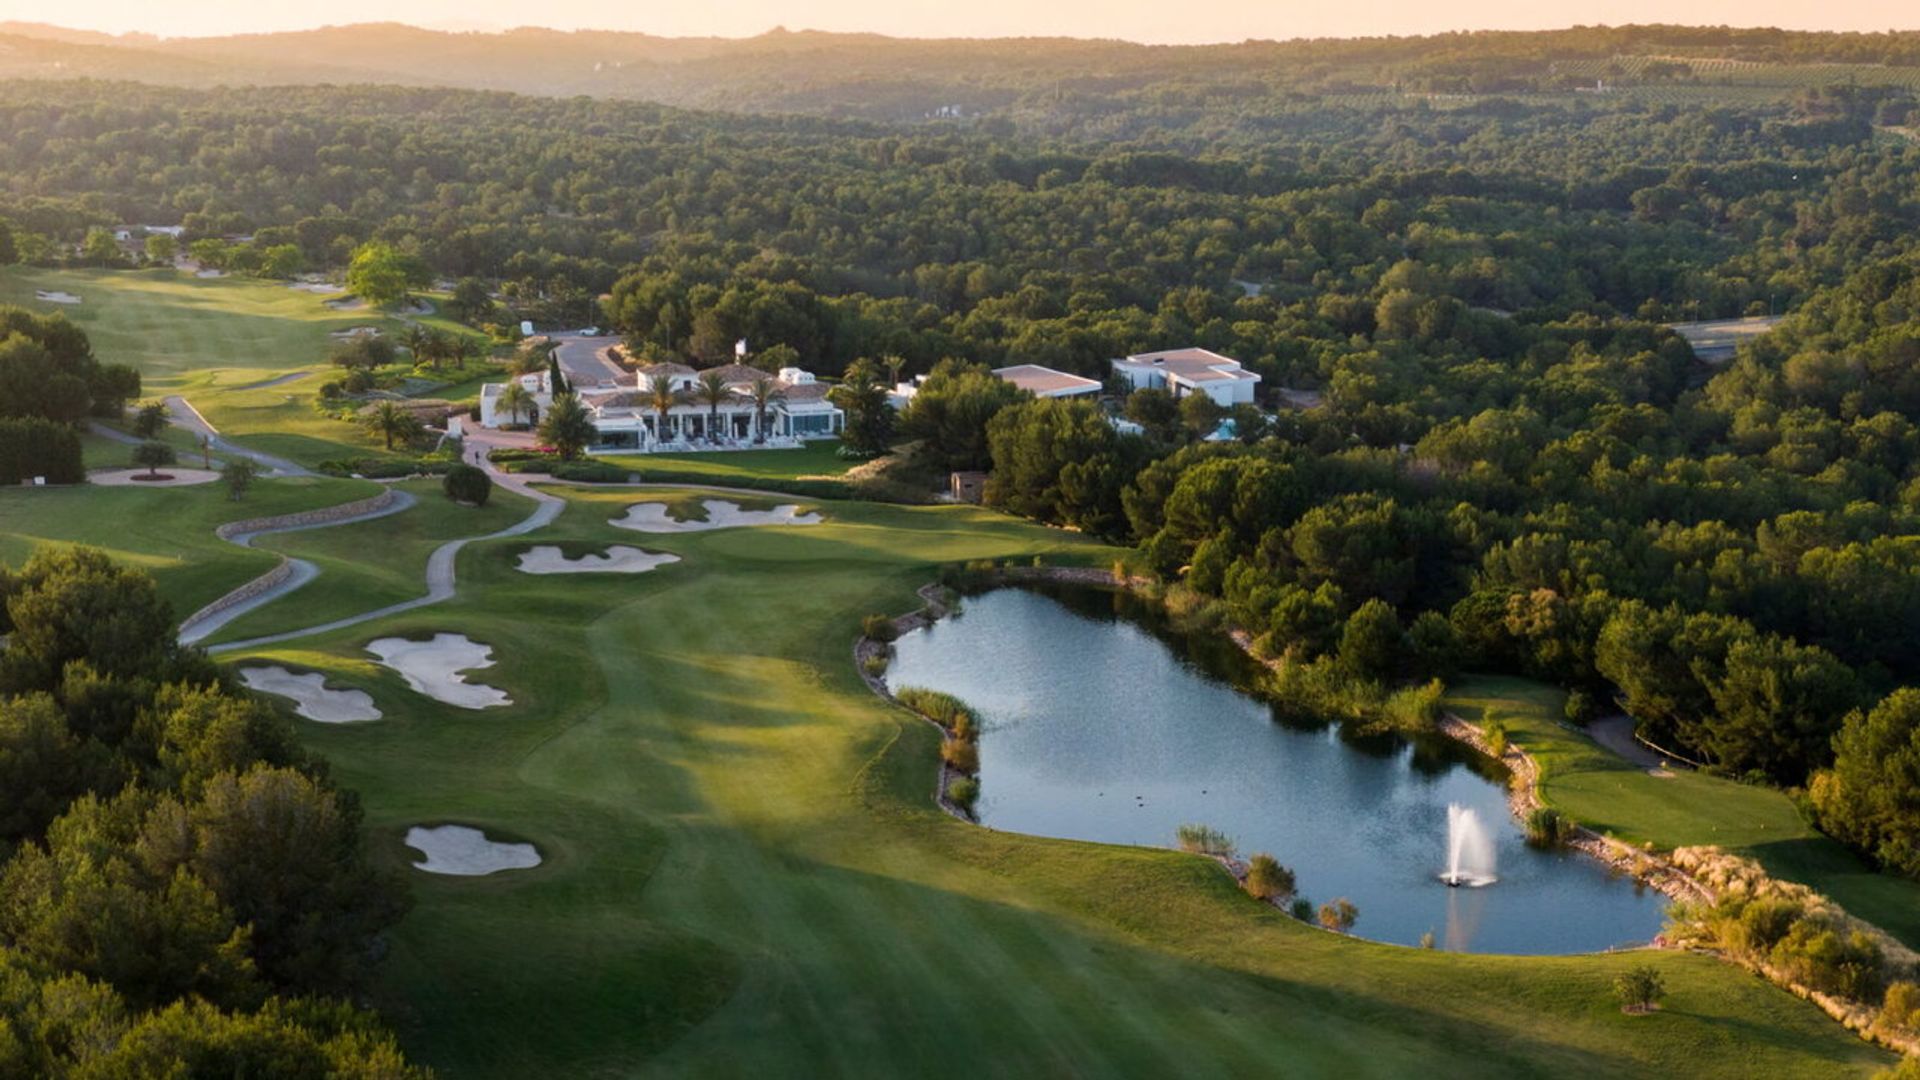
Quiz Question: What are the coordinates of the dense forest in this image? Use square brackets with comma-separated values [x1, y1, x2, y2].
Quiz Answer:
[5, 26, 1920, 900]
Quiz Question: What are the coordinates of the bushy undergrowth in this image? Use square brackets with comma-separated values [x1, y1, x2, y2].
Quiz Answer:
[1176, 823, 1235, 858]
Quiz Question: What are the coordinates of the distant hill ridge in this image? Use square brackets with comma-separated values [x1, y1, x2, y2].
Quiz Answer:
[2, 21, 1920, 119]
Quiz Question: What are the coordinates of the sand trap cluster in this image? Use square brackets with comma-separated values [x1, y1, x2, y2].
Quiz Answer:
[404, 825, 542, 876]
[288, 281, 346, 295]
[329, 325, 381, 340]
[238, 665, 381, 723]
[366, 633, 511, 709]
[515, 545, 680, 575]
[611, 499, 823, 533]
[34, 289, 82, 304]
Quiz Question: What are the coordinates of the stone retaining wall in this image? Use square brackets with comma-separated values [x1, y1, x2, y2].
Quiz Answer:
[215, 488, 398, 541]
[181, 558, 295, 631]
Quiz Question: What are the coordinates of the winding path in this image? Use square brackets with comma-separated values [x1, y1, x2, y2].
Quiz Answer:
[178, 488, 419, 645]
[202, 443, 562, 655]
[163, 396, 315, 478]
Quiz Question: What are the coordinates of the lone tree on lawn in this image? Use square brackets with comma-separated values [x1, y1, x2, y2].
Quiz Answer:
[442, 463, 492, 507]
[221, 457, 258, 501]
[539, 393, 595, 461]
[132, 401, 168, 439]
[132, 440, 175, 478]
[363, 401, 420, 451]
[1614, 965, 1666, 1014]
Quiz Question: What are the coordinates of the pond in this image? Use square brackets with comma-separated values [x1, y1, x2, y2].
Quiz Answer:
[887, 585, 1669, 954]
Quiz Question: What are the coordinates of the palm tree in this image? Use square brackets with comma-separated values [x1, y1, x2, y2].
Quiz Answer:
[695, 370, 731, 443]
[538, 393, 596, 461]
[645, 372, 686, 445]
[498, 381, 534, 427]
[748, 375, 785, 444]
[402, 324, 432, 365]
[364, 400, 420, 451]
[455, 334, 486, 371]
[883, 354, 907, 391]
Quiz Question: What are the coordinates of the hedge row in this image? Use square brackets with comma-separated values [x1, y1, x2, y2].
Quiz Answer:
[0, 418, 83, 485]
[316, 456, 456, 479]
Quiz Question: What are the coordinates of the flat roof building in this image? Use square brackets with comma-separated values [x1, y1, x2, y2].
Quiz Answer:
[1110, 348, 1261, 406]
[992, 364, 1102, 398]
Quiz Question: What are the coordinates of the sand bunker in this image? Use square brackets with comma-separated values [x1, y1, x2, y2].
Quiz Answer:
[288, 281, 346, 295]
[195, 268, 227, 279]
[366, 633, 510, 709]
[404, 825, 541, 876]
[515, 545, 681, 575]
[325, 296, 369, 311]
[238, 665, 381, 723]
[34, 290, 82, 304]
[611, 499, 823, 533]
[328, 325, 382, 340]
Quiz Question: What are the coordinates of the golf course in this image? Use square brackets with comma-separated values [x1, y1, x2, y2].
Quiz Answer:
[0, 264, 1904, 1076]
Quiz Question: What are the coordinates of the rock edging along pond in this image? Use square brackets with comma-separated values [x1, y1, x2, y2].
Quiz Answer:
[861, 571, 1671, 955]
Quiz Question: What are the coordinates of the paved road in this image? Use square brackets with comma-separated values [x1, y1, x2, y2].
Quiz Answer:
[1587, 715, 1690, 771]
[549, 334, 627, 390]
[163, 396, 315, 478]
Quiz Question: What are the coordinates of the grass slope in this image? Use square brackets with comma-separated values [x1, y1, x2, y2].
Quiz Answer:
[0, 474, 378, 615]
[203, 478, 535, 645]
[1446, 675, 1920, 948]
[213, 488, 1887, 1077]
[0, 266, 438, 463]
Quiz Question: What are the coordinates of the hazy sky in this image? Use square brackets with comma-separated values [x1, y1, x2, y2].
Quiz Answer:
[13, 1, 1917, 45]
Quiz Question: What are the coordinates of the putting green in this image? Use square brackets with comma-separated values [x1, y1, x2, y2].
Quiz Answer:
[208, 487, 1889, 1078]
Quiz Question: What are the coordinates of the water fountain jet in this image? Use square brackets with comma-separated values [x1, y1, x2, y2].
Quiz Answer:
[1442, 803, 1497, 887]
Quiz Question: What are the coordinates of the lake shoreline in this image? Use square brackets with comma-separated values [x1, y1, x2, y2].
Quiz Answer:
[859, 568, 1677, 953]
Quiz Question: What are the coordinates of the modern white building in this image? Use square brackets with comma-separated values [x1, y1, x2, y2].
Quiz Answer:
[478, 362, 843, 452]
[992, 364, 1103, 398]
[1110, 348, 1261, 406]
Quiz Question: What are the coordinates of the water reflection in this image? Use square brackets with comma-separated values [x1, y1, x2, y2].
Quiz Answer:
[888, 585, 1668, 954]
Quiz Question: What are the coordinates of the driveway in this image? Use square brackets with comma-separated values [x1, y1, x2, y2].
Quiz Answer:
[549, 335, 628, 390]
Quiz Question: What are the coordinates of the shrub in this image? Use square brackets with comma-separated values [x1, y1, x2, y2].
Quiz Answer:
[862, 614, 899, 642]
[1419, 930, 1437, 949]
[0, 417, 83, 484]
[1614, 965, 1666, 1013]
[861, 653, 889, 678]
[1770, 920, 1884, 1000]
[1317, 898, 1358, 932]
[895, 688, 982, 736]
[442, 463, 492, 506]
[1289, 898, 1315, 922]
[941, 736, 980, 774]
[1175, 823, 1235, 858]
[221, 458, 258, 501]
[947, 777, 979, 813]
[1483, 716, 1509, 757]
[1565, 688, 1598, 726]
[551, 461, 631, 483]
[1381, 678, 1445, 732]
[1525, 807, 1570, 848]
[1882, 981, 1920, 1032]
[1244, 853, 1297, 902]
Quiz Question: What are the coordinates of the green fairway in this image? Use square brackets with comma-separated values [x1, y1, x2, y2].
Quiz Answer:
[0, 266, 438, 464]
[203, 489, 1889, 1078]
[0, 474, 379, 616]
[1445, 676, 1920, 948]
[631, 440, 856, 482]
